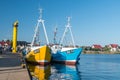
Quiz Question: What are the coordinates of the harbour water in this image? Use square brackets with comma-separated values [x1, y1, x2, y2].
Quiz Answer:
[28, 54, 120, 80]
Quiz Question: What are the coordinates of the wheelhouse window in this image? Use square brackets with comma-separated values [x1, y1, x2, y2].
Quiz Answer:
[34, 49, 40, 53]
[66, 50, 74, 54]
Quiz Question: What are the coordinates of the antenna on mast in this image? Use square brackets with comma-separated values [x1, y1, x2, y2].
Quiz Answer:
[53, 26, 57, 44]
[67, 17, 71, 26]
[39, 8, 42, 19]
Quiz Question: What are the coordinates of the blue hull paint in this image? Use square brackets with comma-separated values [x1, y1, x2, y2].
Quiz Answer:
[50, 64, 81, 80]
[52, 48, 82, 64]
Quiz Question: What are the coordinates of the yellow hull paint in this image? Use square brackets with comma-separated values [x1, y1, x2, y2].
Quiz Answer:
[26, 45, 51, 65]
[28, 64, 51, 80]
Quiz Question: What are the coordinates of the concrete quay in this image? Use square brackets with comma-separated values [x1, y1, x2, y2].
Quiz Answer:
[0, 52, 30, 80]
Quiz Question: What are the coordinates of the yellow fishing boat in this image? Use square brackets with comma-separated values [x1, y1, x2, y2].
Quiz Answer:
[26, 45, 51, 66]
[28, 64, 51, 80]
[25, 9, 51, 66]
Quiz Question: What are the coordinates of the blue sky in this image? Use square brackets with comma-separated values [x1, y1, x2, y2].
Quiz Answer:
[1, 0, 120, 46]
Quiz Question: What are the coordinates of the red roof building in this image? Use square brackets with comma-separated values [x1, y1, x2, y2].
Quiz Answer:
[0, 41, 5, 46]
[109, 44, 118, 52]
[92, 44, 102, 49]
[110, 44, 118, 48]
[0, 40, 11, 46]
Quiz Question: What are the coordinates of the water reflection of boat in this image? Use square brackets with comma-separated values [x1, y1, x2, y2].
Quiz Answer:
[50, 64, 81, 80]
[27, 64, 51, 80]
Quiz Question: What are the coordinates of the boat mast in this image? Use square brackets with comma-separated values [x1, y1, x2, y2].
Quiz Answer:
[53, 26, 57, 44]
[31, 8, 49, 47]
[60, 17, 75, 47]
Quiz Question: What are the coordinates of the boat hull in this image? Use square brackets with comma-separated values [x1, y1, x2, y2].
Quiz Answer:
[26, 45, 51, 66]
[52, 48, 82, 65]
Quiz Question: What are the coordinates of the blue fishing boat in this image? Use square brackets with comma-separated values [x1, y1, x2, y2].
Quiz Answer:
[51, 17, 82, 65]
[51, 46, 82, 65]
